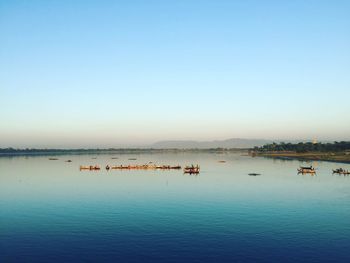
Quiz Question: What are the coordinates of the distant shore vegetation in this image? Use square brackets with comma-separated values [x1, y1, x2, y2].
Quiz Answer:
[254, 141, 350, 153]
[0, 147, 246, 156]
[2, 141, 350, 158]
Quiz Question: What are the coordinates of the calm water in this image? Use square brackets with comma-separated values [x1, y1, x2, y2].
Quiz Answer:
[1, 153, 350, 262]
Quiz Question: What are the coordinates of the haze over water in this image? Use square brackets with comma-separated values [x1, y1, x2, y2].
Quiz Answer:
[1, 153, 350, 262]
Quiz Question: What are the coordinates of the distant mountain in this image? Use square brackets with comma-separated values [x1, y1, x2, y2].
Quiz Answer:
[151, 138, 275, 149]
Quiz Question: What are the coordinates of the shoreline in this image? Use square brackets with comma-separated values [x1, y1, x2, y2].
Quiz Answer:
[0, 148, 248, 157]
[254, 151, 350, 164]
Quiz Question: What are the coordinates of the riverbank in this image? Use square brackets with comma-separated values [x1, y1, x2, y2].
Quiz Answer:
[0, 148, 247, 157]
[254, 151, 350, 163]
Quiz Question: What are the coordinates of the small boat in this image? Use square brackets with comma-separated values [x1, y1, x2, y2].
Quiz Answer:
[184, 165, 200, 174]
[218, 160, 226, 163]
[65, 160, 72, 162]
[80, 165, 100, 171]
[249, 173, 261, 176]
[49, 158, 58, 160]
[333, 168, 350, 175]
[157, 165, 170, 169]
[111, 165, 130, 170]
[297, 166, 316, 174]
[128, 158, 137, 160]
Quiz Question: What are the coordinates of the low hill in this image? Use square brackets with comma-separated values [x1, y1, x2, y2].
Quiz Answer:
[151, 138, 273, 149]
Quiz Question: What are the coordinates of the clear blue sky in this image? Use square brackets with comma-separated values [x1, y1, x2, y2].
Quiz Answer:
[1, 0, 349, 147]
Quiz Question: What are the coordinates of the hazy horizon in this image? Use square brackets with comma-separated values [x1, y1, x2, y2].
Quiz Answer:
[1, 0, 349, 148]
[0, 137, 347, 149]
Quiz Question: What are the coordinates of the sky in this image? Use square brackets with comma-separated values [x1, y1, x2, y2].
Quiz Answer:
[1, 0, 349, 148]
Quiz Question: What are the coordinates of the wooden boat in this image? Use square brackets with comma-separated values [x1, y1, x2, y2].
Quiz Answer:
[297, 166, 316, 174]
[111, 165, 131, 170]
[156, 165, 170, 169]
[184, 165, 200, 174]
[80, 165, 100, 171]
[333, 168, 350, 175]
[249, 173, 261, 176]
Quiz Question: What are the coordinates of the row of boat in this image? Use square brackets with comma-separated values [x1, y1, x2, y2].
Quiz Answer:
[79, 164, 200, 174]
[105, 164, 182, 170]
[79, 164, 348, 175]
[297, 166, 350, 175]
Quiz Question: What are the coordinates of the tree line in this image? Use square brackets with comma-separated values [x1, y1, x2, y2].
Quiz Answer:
[254, 141, 350, 153]
[0, 147, 243, 155]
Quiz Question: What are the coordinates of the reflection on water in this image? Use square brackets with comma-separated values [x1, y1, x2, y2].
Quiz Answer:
[1, 153, 350, 262]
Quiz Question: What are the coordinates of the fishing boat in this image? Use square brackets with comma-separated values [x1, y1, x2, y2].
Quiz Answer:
[80, 165, 100, 171]
[111, 165, 131, 170]
[184, 165, 200, 174]
[249, 173, 261, 176]
[333, 168, 350, 175]
[297, 166, 316, 174]
[156, 165, 170, 169]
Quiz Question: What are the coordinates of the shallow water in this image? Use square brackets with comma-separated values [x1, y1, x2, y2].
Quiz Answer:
[1, 153, 350, 262]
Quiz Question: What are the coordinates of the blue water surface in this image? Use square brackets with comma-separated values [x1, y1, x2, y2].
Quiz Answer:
[1, 153, 350, 262]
